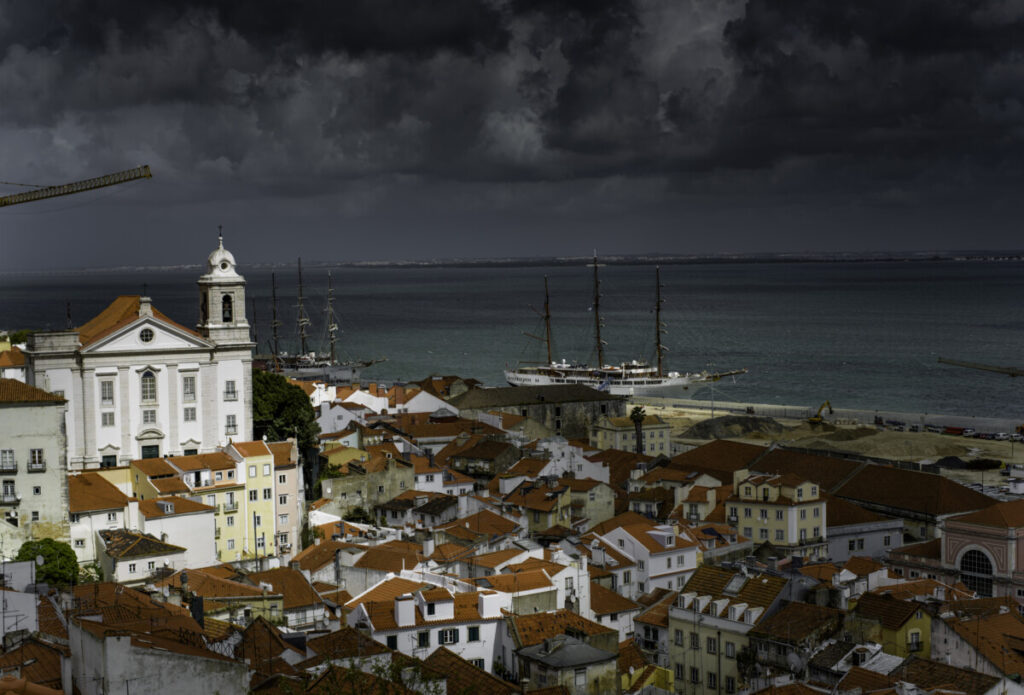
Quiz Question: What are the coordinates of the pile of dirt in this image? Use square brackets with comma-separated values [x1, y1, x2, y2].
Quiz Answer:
[682, 415, 788, 440]
[822, 427, 879, 442]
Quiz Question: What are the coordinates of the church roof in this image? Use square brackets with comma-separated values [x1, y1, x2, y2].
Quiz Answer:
[77, 295, 200, 347]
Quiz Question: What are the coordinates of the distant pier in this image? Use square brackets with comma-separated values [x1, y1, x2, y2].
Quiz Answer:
[633, 397, 1023, 435]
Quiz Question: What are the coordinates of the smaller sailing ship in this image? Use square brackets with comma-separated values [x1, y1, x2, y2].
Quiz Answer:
[504, 255, 746, 396]
[257, 259, 384, 383]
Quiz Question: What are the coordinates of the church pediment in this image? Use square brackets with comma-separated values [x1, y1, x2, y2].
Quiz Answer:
[83, 317, 213, 354]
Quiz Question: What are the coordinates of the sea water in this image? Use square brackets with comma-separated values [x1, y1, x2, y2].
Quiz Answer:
[1, 260, 1022, 418]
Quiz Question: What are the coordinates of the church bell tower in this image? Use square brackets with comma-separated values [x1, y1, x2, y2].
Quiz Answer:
[198, 231, 251, 346]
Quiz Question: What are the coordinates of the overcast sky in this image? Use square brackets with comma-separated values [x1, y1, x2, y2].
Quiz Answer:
[2, 0, 1024, 270]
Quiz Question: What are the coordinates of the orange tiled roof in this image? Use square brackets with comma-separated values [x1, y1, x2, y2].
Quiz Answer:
[344, 578, 429, 609]
[268, 441, 297, 468]
[473, 570, 553, 593]
[167, 451, 235, 471]
[138, 497, 214, 518]
[362, 591, 490, 630]
[228, 442, 268, 458]
[0, 346, 25, 367]
[0, 378, 64, 403]
[854, 592, 920, 630]
[249, 567, 322, 611]
[508, 608, 614, 647]
[77, 295, 200, 347]
[68, 473, 130, 513]
[590, 582, 641, 616]
[423, 647, 519, 694]
[152, 477, 190, 493]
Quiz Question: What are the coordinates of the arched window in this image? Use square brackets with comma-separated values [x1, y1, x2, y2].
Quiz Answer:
[222, 294, 233, 323]
[960, 549, 993, 596]
[141, 370, 157, 402]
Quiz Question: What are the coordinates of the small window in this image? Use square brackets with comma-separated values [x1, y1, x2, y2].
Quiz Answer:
[102, 412, 115, 427]
[278, 494, 287, 505]
[139, 329, 154, 343]
[182, 375, 196, 402]
[225, 380, 238, 401]
[387, 635, 397, 649]
[147, 561, 155, 570]
[263, 488, 272, 500]
[128, 563, 137, 573]
[215, 471, 223, 481]
[249, 490, 258, 501]
[73, 539, 85, 548]
[143, 409, 156, 424]
[884, 535, 892, 547]
[254, 515, 261, 527]
[417, 631, 429, 648]
[227, 539, 235, 549]
[101, 380, 114, 405]
[32, 486, 40, 495]
[225, 414, 237, 435]
[263, 464, 271, 476]
[256, 536, 265, 549]
[278, 474, 286, 484]
[107, 512, 117, 522]
[279, 514, 288, 526]
[249, 465, 257, 477]
[31, 511, 39, 521]
[427, 603, 436, 616]
[468, 626, 480, 642]
[184, 407, 196, 422]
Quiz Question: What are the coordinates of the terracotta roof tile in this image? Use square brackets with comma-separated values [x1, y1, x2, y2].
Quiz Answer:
[750, 601, 844, 642]
[892, 656, 1001, 695]
[424, 648, 519, 694]
[508, 608, 614, 647]
[473, 570, 553, 593]
[77, 295, 200, 347]
[854, 593, 919, 630]
[268, 441, 297, 468]
[0, 346, 25, 367]
[344, 578, 430, 609]
[0, 377, 63, 403]
[138, 496, 214, 518]
[98, 529, 185, 558]
[68, 473, 130, 513]
[249, 567, 323, 611]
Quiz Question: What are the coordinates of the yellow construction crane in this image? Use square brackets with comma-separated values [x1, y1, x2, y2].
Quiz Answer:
[0, 165, 152, 208]
[808, 400, 833, 425]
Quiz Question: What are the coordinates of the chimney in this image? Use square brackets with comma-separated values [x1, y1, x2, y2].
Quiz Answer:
[423, 537, 435, 558]
[395, 594, 416, 627]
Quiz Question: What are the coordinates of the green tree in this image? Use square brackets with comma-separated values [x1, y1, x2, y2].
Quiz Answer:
[252, 369, 320, 449]
[15, 538, 78, 587]
[630, 405, 647, 455]
[343, 506, 372, 524]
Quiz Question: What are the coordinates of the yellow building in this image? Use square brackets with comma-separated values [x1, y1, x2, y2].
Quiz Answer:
[227, 441, 280, 561]
[726, 470, 827, 559]
[589, 414, 672, 455]
[668, 565, 789, 695]
[847, 592, 931, 658]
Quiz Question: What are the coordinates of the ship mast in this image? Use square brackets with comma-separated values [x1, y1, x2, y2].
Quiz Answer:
[271, 272, 281, 357]
[297, 258, 310, 355]
[543, 276, 553, 365]
[326, 271, 339, 364]
[588, 252, 605, 367]
[655, 266, 666, 377]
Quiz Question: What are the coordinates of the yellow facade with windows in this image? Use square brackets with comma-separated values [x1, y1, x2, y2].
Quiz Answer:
[726, 470, 827, 559]
[233, 445, 279, 560]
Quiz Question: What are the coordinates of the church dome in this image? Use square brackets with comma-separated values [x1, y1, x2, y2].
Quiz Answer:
[206, 233, 238, 276]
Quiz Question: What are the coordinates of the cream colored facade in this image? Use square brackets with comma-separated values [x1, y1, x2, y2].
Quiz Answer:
[589, 414, 672, 455]
[726, 470, 827, 559]
[226, 442, 279, 561]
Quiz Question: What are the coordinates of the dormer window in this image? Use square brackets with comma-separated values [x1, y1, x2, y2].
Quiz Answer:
[744, 487, 752, 496]
[797, 487, 804, 499]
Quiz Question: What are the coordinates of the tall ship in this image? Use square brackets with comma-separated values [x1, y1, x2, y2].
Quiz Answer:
[504, 256, 746, 396]
[254, 259, 384, 383]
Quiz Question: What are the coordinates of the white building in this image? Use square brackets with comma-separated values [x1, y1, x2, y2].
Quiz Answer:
[23, 236, 254, 468]
[599, 523, 701, 598]
[0, 379, 70, 553]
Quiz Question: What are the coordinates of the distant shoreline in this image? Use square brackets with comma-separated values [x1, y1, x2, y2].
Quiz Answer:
[2, 250, 1024, 275]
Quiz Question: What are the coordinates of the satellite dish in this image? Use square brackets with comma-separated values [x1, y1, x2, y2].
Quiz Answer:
[35, 555, 44, 567]
[786, 652, 806, 673]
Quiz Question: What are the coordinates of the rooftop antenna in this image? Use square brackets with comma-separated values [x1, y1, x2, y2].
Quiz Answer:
[65, 301, 73, 330]
[655, 266, 666, 378]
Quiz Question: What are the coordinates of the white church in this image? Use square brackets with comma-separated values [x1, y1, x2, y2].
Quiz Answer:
[24, 237, 254, 469]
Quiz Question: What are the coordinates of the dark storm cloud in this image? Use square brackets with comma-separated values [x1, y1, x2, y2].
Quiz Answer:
[3, 0, 1024, 270]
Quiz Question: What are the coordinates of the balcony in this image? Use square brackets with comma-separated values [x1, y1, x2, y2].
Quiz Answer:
[0, 461, 16, 474]
[27, 460, 46, 473]
[225, 426, 238, 436]
[0, 493, 20, 505]
[224, 390, 238, 402]
[214, 527, 221, 539]
[223, 501, 239, 513]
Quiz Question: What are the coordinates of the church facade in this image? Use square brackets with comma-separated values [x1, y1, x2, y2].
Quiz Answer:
[24, 237, 254, 469]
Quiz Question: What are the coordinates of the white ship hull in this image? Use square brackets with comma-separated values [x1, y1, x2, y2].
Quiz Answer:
[504, 361, 745, 397]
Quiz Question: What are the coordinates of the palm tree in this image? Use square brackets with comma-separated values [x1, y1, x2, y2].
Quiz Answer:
[630, 406, 647, 455]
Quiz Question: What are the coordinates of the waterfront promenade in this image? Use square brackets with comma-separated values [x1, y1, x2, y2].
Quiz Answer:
[634, 396, 1023, 435]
